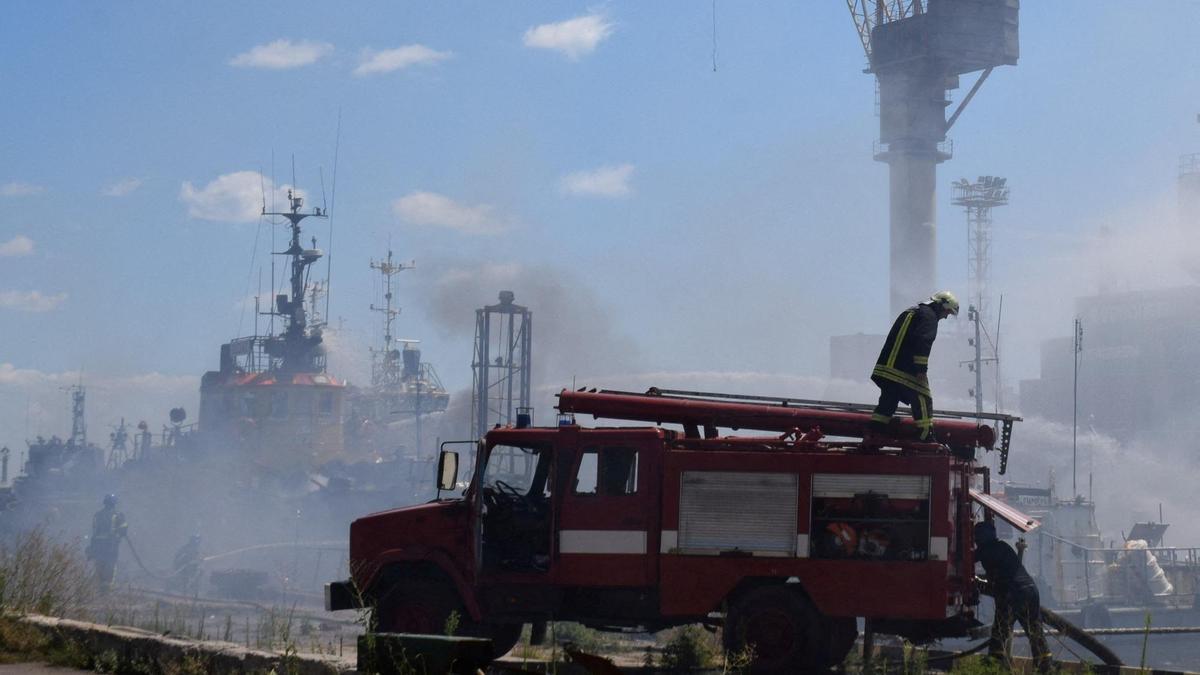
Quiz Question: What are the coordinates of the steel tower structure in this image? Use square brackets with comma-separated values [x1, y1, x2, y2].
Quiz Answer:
[952, 175, 1009, 327]
[847, 0, 1018, 316]
[368, 249, 413, 387]
[471, 291, 532, 440]
[68, 384, 86, 447]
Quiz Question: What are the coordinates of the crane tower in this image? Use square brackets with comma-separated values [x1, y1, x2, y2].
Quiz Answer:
[847, 0, 1018, 316]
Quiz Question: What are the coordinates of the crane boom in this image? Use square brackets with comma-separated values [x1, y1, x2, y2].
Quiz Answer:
[845, 0, 924, 63]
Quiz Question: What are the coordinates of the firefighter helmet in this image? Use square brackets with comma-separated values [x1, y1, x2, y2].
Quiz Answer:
[929, 290, 960, 316]
[826, 522, 858, 556]
[103, 494, 118, 507]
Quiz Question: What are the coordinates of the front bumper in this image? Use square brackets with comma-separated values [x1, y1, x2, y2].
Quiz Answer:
[325, 580, 362, 611]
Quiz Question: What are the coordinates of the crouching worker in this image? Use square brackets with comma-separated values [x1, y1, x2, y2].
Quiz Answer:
[975, 520, 1052, 674]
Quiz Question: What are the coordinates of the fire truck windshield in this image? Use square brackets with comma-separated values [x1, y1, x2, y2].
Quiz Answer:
[482, 444, 550, 497]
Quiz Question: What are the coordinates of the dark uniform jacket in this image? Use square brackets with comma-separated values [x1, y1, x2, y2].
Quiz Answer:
[976, 538, 1038, 599]
[87, 507, 127, 560]
[872, 303, 938, 398]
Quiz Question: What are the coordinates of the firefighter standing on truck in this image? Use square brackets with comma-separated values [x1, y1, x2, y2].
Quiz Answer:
[975, 520, 1052, 673]
[869, 291, 959, 441]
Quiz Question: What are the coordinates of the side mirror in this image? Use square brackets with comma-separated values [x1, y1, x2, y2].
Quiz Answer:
[437, 450, 459, 492]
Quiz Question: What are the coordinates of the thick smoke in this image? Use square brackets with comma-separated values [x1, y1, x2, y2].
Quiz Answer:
[1001, 416, 1200, 544]
[416, 260, 643, 420]
[996, 189, 1200, 543]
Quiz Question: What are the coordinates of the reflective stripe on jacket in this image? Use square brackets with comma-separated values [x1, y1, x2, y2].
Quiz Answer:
[871, 303, 938, 397]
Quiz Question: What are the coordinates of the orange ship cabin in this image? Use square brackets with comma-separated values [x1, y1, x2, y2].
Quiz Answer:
[199, 370, 346, 467]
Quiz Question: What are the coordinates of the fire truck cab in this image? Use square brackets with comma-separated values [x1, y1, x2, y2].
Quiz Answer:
[328, 388, 1024, 673]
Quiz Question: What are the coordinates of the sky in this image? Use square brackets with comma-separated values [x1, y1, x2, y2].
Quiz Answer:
[3, 1, 1200, 457]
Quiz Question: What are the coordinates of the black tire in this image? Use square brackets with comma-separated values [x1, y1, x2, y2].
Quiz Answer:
[825, 617, 858, 669]
[529, 620, 548, 645]
[375, 577, 463, 635]
[724, 586, 836, 674]
[459, 620, 523, 658]
[483, 622, 523, 658]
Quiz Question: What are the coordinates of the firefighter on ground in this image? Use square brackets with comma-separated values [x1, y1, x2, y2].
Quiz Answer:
[168, 534, 203, 595]
[869, 291, 959, 441]
[86, 494, 128, 592]
[975, 520, 1052, 673]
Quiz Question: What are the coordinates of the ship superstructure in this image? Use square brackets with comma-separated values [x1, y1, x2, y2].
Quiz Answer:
[198, 189, 346, 472]
[347, 248, 448, 455]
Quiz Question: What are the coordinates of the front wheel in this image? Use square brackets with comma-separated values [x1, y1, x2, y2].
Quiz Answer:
[375, 579, 521, 659]
[466, 622, 522, 658]
[724, 586, 846, 673]
[375, 578, 462, 635]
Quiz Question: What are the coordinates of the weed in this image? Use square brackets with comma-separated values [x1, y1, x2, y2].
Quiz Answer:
[0, 527, 95, 617]
[723, 643, 756, 674]
[902, 640, 928, 675]
[1140, 611, 1152, 672]
[951, 654, 1011, 675]
[643, 645, 657, 668]
[549, 621, 609, 652]
[93, 649, 120, 673]
[444, 609, 461, 636]
[659, 624, 720, 670]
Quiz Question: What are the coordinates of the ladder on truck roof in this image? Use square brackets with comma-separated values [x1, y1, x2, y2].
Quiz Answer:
[557, 387, 1021, 474]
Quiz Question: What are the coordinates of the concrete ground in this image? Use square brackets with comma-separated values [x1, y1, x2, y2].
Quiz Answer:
[0, 665, 89, 674]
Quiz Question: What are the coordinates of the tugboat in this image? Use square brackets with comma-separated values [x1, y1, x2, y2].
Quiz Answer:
[198, 189, 346, 481]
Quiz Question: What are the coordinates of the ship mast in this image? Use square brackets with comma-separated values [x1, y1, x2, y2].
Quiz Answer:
[262, 189, 328, 372]
[369, 249, 413, 387]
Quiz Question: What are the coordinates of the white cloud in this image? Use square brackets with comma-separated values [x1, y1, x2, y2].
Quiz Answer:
[229, 39, 333, 69]
[353, 44, 453, 76]
[392, 191, 508, 235]
[560, 163, 635, 198]
[0, 235, 34, 257]
[523, 13, 613, 60]
[1, 182, 44, 197]
[0, 290, 67, 312]
[180, 171, 301, 223]
[102, 177, 143, 197]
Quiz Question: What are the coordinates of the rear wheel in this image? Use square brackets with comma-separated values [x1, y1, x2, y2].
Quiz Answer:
[724, 586, 845, 673]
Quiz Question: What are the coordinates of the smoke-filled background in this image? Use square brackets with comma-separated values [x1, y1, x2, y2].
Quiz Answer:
[4, 2, 1200, 600]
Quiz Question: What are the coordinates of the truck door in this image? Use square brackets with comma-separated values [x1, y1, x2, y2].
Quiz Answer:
[555, 437, 656, 587]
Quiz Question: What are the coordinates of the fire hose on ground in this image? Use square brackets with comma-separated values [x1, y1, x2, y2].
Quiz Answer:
[917, 606, 1122, 669]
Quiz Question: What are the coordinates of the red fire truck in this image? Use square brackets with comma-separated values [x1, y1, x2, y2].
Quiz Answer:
[327, 388, 1029, 672]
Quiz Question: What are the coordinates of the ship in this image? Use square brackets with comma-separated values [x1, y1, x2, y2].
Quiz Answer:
[197, 189, 347, 483]
[344, 248, 449, 458]
[992, 480, 1200, 670]
[0, 176, 453, 600]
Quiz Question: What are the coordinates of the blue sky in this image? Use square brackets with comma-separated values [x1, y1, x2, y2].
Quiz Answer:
[3, 2, 1200, 447]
